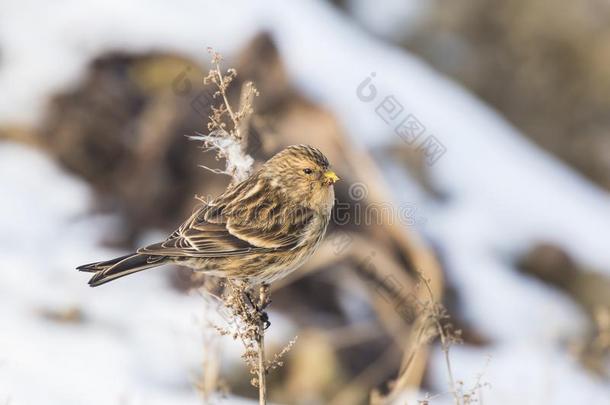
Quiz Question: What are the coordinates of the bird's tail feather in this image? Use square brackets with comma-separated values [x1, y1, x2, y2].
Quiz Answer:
[77, 254, 134, 273]
[77, 253, 168, 287]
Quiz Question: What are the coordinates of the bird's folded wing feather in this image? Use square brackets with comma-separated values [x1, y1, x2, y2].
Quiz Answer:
[138, 197, 315, 258]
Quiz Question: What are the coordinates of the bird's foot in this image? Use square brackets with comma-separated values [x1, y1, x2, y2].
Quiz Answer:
[243, 289, 271, 329]
[260, 311, 271, 330]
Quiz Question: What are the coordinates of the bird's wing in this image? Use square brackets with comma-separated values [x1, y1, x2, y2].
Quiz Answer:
[224, 204, 316, 250]
[215, 179, 318, 250]
[138, 204, 263, 257]
[138, 196, 316, 258]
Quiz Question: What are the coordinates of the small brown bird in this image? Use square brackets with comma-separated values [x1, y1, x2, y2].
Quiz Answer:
[78, 145, 339, 287]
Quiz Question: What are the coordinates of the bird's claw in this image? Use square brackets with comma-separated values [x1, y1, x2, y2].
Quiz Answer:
[243, 290, 271, 329]
[260, 311, 271, 330]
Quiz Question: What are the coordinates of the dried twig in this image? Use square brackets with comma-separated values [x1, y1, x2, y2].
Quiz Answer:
[256, 285, 270, 405]
[189, 48, 258, 184]
[190, 49, 295, 404]
[368, 271, 490, 405]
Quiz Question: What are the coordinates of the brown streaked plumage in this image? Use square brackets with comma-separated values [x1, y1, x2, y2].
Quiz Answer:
[78, 144, 339, 287]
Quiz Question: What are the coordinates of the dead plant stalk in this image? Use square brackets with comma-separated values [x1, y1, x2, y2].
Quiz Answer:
[192, 48, 295, 405]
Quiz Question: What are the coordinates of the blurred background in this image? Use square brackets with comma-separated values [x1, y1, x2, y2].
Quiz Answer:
[1, 0, 610, 404]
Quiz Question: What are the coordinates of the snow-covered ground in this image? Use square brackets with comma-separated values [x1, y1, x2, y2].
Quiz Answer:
[0, 142, 271, 404]
[1, 0, 609, 403]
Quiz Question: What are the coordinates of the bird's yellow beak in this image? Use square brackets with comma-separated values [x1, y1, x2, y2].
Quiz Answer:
[323, 170, 340, 184]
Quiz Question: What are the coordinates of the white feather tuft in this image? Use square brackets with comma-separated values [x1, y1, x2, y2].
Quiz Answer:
[190, 130, 254, 183]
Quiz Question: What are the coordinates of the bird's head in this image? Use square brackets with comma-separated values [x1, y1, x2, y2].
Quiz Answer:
[259, 144, 339, 211]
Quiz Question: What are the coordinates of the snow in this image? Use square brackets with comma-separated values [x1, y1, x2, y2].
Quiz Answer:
[0, 0, 263, 125]
[259, 2, 610, 401]
[0, 143, 263, 404]
[347, 0, 429, 40]
[1, 0, 609, 403]
[429, 344, 610, 405]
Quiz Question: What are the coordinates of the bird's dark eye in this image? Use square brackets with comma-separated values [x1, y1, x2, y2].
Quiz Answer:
[303, 168, 313, 175]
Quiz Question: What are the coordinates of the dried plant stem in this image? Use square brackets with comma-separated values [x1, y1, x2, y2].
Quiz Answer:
[195, 49, 295, 403]
[213, 63, 240, 137]
[257, 332, 267, 405]
[256, 284, 270, 405]
[421, 275, 465, 405]
[440, 328, 459, 404]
